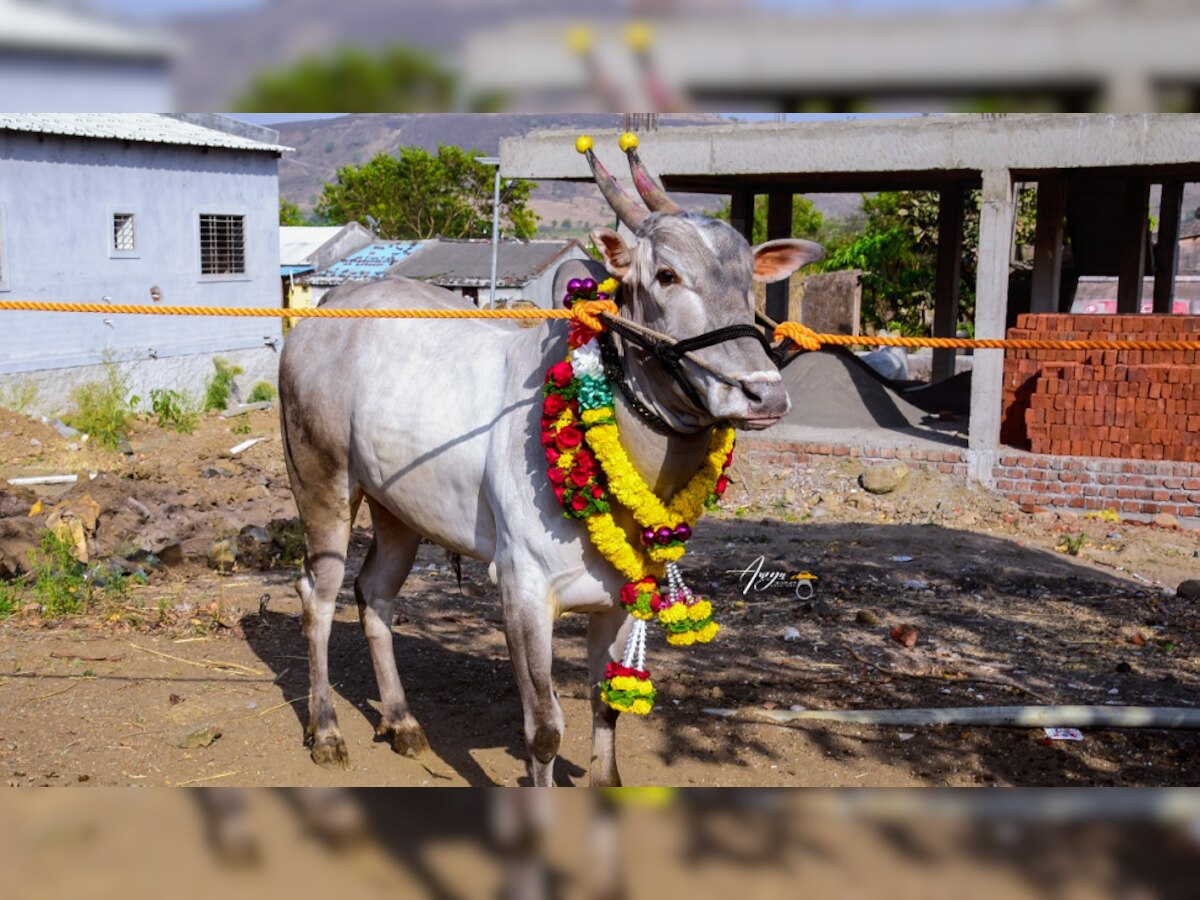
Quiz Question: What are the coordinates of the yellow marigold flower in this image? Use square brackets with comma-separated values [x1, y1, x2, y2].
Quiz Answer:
[629, 698, 653, 716]
[688, 600, 712, 622]
[610, 676, 653, 695]
[658, 602, 689, 624]
[581, 407, 614, 425]
[631, 608, 654, 621]
[598, 277, 619, 295]
[556, 409, 574, 429]
[666, 631, 696, 647]
[557, 450, 576, 471]
[695, 621, 720, 643]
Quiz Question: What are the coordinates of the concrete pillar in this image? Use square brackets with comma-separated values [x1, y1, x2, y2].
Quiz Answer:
[730, 189, 755, 244]
[1153, 180, 1183, 315]
[1116, 178, 1150, 314]
[932, 184, 965, 383]
[765, 192, 793, 323]
[968, 168, 1016, 485]
[1030, 173, 1067, 314]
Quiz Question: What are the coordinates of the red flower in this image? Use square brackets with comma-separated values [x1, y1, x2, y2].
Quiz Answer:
[547, 467, 566, 486]
[590, 485, 604, 499]
[543, 394, 568, 418]
[619, 582, 639, 607]
[556, 425, 583, 450]
[723, 451, 734, 469]
[544, 446, 560, 465]
[574, 449, 596, 472]
[552, 486, 566, 504]
[568, 320, 598, 349]
[569, 467, 591, 487]
[541, 429, 557, 446]
[605, 661, 649, 680]
[715, 475, 729, 495]
[547, 361, 574, 388]
[570, 494, 589, 512]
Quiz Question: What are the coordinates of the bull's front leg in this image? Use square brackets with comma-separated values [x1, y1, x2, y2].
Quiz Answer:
[498, 565, 564, 787]
[587, 608, 633, 787]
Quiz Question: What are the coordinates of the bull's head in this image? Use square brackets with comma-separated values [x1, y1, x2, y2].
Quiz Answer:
[580, 134, 822, 433]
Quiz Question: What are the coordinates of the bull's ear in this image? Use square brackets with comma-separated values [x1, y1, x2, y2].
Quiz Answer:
[752, 239, 824, 283]
[590, 227, 632, 278]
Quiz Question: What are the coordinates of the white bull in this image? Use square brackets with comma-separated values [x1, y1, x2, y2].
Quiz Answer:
[279, 139, 822, 785]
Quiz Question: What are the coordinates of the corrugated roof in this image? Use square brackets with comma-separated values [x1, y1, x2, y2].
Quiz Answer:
[307, 241, 428, 285]
[0, 0, 174, 58]
[0, 113, 289, 153]
[389, 239, 584, 288]
[279, 226, 347, 267]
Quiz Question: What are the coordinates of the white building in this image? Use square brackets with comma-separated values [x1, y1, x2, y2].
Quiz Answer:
[0, 113, 288, 413]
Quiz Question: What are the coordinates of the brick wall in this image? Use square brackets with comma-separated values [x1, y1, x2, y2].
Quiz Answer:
[1002, 313, 1200, 461]
[993, 452, 1200, 522]
[739, 439, 966, 476]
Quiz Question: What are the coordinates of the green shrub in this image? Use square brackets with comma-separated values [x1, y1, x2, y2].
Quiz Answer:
[148, 387, 200, 434]
[0, 378, 39, 414]
[247, 381, 276, 403]
[204, 357, 244, 411]
[68, 360, 134, 449]
[0, 582, 19, 619]
[27, 531, 130, 617]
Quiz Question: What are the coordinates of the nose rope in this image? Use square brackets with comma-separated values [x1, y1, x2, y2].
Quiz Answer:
[597, 313, 764, 388]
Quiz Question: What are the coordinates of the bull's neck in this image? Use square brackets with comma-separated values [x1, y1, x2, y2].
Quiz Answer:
[612, 393, 712, 498]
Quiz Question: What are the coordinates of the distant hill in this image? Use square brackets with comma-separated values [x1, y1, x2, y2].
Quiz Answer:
[275, 113, 865, 237]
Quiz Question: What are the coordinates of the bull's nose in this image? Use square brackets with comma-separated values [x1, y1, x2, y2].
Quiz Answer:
[739, 370, 783, 403]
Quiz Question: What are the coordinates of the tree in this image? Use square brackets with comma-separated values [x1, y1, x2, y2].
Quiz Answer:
[234, 44, 458, 112]
[712, 194, 824, 244]
[814, 188, 1038, 335]
[279, 196, 305, 226]
[315, 145, 538, 240]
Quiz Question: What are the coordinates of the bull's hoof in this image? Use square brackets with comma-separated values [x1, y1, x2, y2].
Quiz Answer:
[377, 720, 429, 758]
[310, 735, 350, 769]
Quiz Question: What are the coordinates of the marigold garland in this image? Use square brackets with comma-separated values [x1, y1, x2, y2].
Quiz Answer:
[546, 273, 736, 715]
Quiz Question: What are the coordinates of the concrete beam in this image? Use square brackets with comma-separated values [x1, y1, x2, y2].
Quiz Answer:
[968, 168, 1015, 486]
[1153, 180, 1183, 314]
[500, 116, 1200, 184]
[765, 192, 792, 322]
[931, 184, 965, 383]
[1117, 178, 1150, 314]
[1030, 173, 1067, 314]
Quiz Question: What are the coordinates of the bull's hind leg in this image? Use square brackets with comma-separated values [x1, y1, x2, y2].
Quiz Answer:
[355, 498, 428, 758]
[296, 511, 353, 768]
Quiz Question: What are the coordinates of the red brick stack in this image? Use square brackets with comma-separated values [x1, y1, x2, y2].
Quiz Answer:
[1002, 314, 1200, 461]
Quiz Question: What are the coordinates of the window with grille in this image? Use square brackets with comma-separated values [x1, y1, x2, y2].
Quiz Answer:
[199, 213, 246, 276]
[112, 213, 136, 252]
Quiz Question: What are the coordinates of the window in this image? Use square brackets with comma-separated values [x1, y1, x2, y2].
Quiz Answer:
[199, 213, 246, 276]
[112, 213, 136, 252]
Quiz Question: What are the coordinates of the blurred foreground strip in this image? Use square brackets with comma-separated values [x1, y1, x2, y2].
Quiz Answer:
[1, 788, 1197, 900]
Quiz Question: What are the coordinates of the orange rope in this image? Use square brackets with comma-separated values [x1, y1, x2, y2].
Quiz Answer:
[772, 321, 1200, 353]
[0, 300, 1196, 351]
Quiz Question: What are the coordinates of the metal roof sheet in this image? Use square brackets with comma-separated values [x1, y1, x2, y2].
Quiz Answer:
[388, 239, 584, 288]
[0, 113, 289, 153]
[279, 226, 348, 266]
[306, 241, 428, 285]
[0, 0, 174, 58]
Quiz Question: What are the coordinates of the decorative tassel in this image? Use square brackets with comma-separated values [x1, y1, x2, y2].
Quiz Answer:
[601, 618, 655, 715]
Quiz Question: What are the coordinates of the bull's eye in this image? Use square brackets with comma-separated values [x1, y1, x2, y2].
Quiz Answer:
[655, 269, 676, 286]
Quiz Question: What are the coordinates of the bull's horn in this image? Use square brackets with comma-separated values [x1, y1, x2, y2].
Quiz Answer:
[620, 132, 682, 215]
[576, 135, 647, 230]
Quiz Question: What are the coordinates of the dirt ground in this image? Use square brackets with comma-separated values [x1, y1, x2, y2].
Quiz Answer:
[1, 406, 1198, 787]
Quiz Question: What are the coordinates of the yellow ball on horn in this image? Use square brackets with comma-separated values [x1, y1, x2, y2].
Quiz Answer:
[575, 135, 594, 154]
[618, 132, 639, 152]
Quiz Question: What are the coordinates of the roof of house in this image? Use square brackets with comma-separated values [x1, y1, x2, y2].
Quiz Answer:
[306, 241, 428, 286]
[1179, 217, 1200, 241]
[0, 0, 174, 59]
[0, 113, 289, 153]
[388, 239, 586, 288]
[280, 226, 349, 267]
